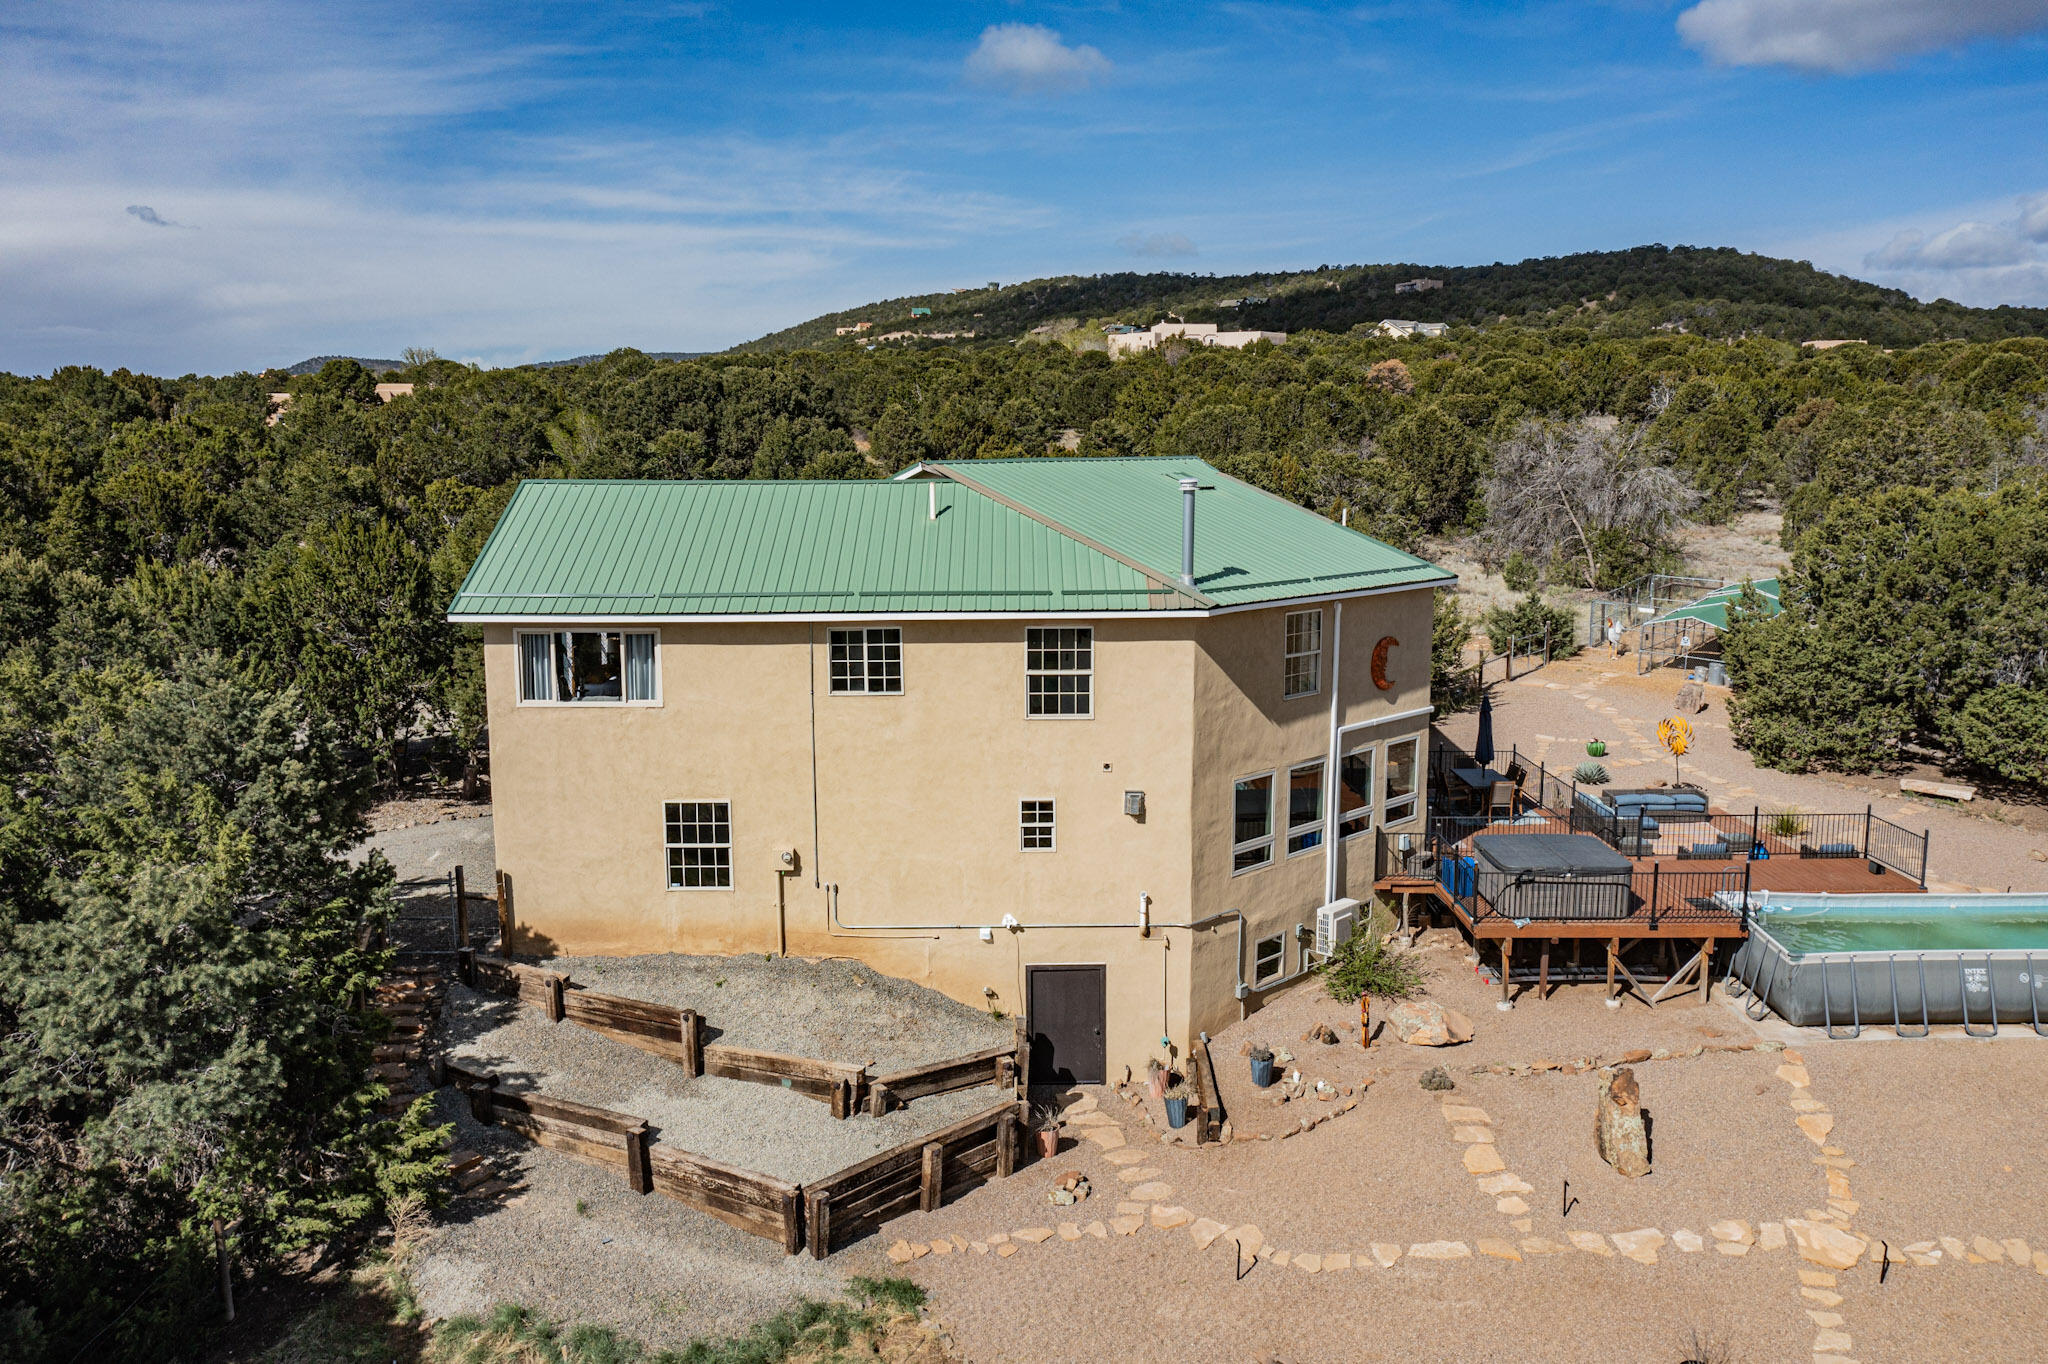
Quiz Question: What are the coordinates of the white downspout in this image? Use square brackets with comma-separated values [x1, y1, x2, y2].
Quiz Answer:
[1323, 599, 1343, 905]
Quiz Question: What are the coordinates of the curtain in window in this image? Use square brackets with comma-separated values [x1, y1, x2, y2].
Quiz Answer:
[626, 633, 656, 701]
[519, 634, 553, 701]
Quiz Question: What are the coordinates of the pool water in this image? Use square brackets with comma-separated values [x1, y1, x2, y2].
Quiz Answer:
[1753, 893, 2048, 956]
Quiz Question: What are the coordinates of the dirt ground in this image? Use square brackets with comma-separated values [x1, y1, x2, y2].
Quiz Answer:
[1438, 649, 2048, 889]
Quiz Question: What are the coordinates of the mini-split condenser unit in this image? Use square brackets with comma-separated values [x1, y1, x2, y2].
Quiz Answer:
[1313, 898, 1361, 958]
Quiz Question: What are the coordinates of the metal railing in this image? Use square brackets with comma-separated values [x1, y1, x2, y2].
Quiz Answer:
[1434, 859, 1754, 930]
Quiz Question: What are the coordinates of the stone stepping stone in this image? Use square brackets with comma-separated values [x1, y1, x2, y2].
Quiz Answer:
[1370, 1242, 1403, 1267]
[1776, 1063, 1811, 1087]
[1759, 1222, 1787, 1251]
[1477, 1174, 1533, 1196]
[1801, 1288, 1843, 1308]
[1442, 1105, 1492, 1124]
[1715, 1242, 1750, 1257]
[1796, 1114, 1835, 1144]
[1409, 1241, 1471, 1260]
[1056, 1223, 1081, 1241]
[1081, 1127, 1127, 1149]
[1014, 1227, 1054, 1244]
[1798, 1269, 1836, 1288]
[971, 1242, 988, 1254]
[1128, 1181, 1174, 1201]
[1813, 1328, 1854, 1354]
[1450, 1125, 1492, 1143]
[1066, 1110, 1114, 1126]
[1567, 1232, 1613, 1257]
[1085, 1221, 1107, 1239]
[1188, 1218, 1228, 1250]
[996, 1243, 1018, 1257]
[1293, 1253, 1322, 1274]
[1476, 1239, 1522, 1261]
[1109, 1215, 1143, 1236]
[1496, 1197, 1529, 1215]
[1612, 1229, 1664, 1264]
[1671, 1230, 1704, 1253]
[1462, 1145, 1506, 1175]
[1325, 1253, 1351, 1271]
[1709, 1219, 1754, 1245]
[1226, 1224, 1263, 1254]
[929, 1238, 953, 1255]
[1972, 1235, 2007, 1263]
[887, 1240, 915, 1263]
[1116, 1165, 1163, 1183]
[1149, 1204, 1192, 1229]
[1105, 1148, 1148, 1166]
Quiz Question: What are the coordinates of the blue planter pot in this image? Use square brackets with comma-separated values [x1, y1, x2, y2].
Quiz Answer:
[1164, 1096, 1189, 1129]
[1249, 1055, 1275, 1087]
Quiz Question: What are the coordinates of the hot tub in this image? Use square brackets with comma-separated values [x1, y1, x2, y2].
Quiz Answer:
[1470, 833, 1634, 922]
[1725, 892, 2048, 1036]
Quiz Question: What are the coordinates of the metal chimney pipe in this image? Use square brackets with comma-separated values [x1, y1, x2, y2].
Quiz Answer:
[1179, 478, 1198, 586]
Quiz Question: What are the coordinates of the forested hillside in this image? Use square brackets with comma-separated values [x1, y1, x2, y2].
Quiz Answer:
[735, 245, 2048, 353]
[2, 320, 2046, 1356]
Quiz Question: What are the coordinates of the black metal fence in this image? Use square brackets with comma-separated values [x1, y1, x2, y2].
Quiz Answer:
[1435, 860, 1753, 930]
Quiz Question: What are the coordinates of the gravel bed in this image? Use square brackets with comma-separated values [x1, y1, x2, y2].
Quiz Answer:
[526, 951, 1010, 1072]
[416, 1090, 848, 1350]
[442, 979, 1007, 1186]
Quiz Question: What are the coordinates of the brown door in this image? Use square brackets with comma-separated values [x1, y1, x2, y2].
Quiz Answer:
[1026, 965, 1105, 1086]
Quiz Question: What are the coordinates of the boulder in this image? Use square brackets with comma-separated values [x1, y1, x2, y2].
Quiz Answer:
[1389, 1000, 1475, 1047]
[1676, 680, 1706, 714]
[1595, 1066, 1651, 1178]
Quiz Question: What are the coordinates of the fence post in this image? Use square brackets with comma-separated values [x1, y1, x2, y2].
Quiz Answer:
[806, 1188, 831, 1261]
[919, 1141, 944, 1213]
[543, 973, 566, 1022]
[1506, 640, 1514, 682]
[1863, 805, 1873, 859]
[680, 1008, 703, 1077]
[625, 1122, 652, 1195]
[1751, 807, 1760, 853]
[996, 1108, 1018, 1178]
[453, 864, 468, 951]
[1648, 862, 1660, 930]
[1920, 829, 1930, 887]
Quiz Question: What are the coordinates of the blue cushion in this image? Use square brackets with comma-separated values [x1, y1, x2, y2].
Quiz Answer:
[1691, 842, 1729, 857]
[1818, 842, 1856, 856]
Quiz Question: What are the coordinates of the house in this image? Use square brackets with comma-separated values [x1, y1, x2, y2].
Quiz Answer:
[264, 381, 413, 425]
[834, 322, 874, 336]
[1373, 319, 1449, 340]
[1392, 278, 1445, 295]
[911, 306, 932, 317]
[448, 458, 1452, 1081]
[1105, 321, 1288, 358]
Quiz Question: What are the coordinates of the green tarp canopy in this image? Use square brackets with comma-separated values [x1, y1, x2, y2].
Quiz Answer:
[1652, 578, 1781, 632]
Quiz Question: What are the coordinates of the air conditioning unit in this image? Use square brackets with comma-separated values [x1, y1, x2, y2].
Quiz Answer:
[1314, 898, 1361, 958]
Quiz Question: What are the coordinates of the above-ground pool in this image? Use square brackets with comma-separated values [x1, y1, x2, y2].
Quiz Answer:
[1726, 892, 2048, 1036]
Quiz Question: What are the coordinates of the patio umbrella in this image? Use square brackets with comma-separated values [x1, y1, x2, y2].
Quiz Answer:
[1474, 692, 1496, 768]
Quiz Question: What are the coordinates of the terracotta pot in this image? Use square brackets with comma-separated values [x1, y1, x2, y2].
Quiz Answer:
[1035, 1129, 1059, 1158]
[1147, 1070, 1168, 1099]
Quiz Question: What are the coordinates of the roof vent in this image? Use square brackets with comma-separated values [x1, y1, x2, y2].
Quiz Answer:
[1179, 477, 1198, 587]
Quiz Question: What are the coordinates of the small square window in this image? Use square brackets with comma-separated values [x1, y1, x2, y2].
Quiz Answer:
[1283, 609, 1323, 698]
[664, 800, 731, 889]
[1020, 799, 1055, 851]
[829, 628, 903, 695]
[1026, 627, 1092, 717]
[1254, 933, 1285, 984]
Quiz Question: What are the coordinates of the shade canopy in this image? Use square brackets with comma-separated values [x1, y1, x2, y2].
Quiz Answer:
[1652, 578, 1782, 632]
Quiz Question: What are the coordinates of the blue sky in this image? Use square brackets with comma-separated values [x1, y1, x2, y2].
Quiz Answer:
[3, 0, 2046, 374]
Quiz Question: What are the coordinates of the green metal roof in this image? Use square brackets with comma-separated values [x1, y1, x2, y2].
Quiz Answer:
[927, 457, 1451, 608]
[448, 458, 1452, 619]
[1653, 578, 1782, 631]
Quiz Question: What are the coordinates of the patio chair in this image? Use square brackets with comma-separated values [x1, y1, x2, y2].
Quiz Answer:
[1485, 780, 1516, 821]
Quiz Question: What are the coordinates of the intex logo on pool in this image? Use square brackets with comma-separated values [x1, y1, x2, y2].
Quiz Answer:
[1963, 966, 1990, 993]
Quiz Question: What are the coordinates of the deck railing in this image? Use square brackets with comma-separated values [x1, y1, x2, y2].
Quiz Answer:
[1436, 860, 1753, 930]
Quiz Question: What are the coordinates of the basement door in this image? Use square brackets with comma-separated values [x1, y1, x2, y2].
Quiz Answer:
[1026, 964, 1105, 1086]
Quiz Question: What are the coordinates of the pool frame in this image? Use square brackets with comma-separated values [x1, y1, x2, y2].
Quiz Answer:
[1725, 897, 2048, 1038]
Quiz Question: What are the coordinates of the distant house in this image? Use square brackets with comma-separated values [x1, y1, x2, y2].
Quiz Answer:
[1373, 320, 1449, 340]
[1392, 278, 1445, 295]
[265, 382, 412, 425]
[1106, 321, 1287, 358]
[1800, 339, 1864, 350]
[375, 382, 415, 402]
[834, 322, 874, 336]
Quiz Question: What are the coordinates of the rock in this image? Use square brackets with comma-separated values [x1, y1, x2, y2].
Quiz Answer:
[1672, 1229, 1704, 1252]
[1788, 1219, 1867, 1270]
[1408, 1241, 1471, 1260]
[1476, 1238, 1522, 1261]
[1013, 1227, 1054, 1244]
[1612, 1229, 1665, 1263]
[1676, 679, 1705, 714]
[1305, 1022, 1339, 1045]
[1595, 1067, 1651, 1178]
[1109, 1215, 1143, 1236]
[1709, 1219, 1754, 1245]
[1150, 1204, 1192, 1229]
[1759, 1222, 1787, 1251]
[1049, 1188, 1076, 1206]
[1056, 1223, 1081, 1241]
[1568, 1231, 1613, 1256]
[1419, 1066, 1456, 1091]
[1129, 1181, 1174, 1201]
[1370, 1242, 1403, 1267]
[1188, 1218, 1228, 1250]
[1293, 1252, 1322, 1273]
[1389, 1000, 1474, 1047]
[1462, 1143, 1506, 1175]
[1796, 1113, 1836, 1145]
[1619, 1048, 1652, 1064]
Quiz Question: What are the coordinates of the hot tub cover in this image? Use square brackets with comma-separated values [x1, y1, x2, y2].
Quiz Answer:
[1472, 833, 1633, 878]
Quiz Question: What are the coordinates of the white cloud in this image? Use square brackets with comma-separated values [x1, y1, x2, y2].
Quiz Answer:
[1117, 231, 1197, 258]
[2020, 194, 2048, 243]
[125, 204, 185, 228]
[1777, 189, 2048, 308]
[963, 24, 1112, 96]
[1677, 0, 2048, 73]
[1869, 220, 2033, 269]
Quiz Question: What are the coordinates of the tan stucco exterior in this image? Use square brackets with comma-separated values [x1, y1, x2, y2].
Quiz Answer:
[483, 590, 1433, 1076]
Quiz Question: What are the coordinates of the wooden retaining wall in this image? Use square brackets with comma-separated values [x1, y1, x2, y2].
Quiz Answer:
[464, 952, 1012, 1121]
[803, 1100, 1024, 1259]
[446, 1063, 1017, 1256]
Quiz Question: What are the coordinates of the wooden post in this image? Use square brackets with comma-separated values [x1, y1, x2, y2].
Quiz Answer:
[781, 1190, 802, 1257]
[680, 1008, 703, 1077]
[1539, 938, 1551, 1000]
[470, 1074, 499, 1124]
[214, 1218, 235, 1323]
[806, 1188, 831, 1261]
[996, 1057, 1015, 1094]
[543, 973, 565, 1023]
[1606, 938, 1620, 1005]
[1014, 1018, 1031, 1092]
[919, 1141, 944, 1213]
[495, 869, 511, 948]
[1499, 938, 1512, 1007]
[830, 1077, 849, 1121]
[453, 864, 469, 950]
[625, 1123, 652, 1194]
[996, 1109, 1017, 1178]
[868, 1080, 890, 1118]
[1700, 938, 1715, 1004]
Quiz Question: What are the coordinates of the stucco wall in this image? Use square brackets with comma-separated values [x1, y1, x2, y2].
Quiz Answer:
[482, 588, 1435, 1072]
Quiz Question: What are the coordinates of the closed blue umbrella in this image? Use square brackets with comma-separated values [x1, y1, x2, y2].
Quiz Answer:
[1474, 692, 1496, 768]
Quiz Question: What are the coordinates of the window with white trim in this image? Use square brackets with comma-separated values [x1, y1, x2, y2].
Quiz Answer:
[1283, 609, 1323, 698]
[518, 630, 657, 703]
[1232, 771, 1275, 872]
[664, 801, 731, 889]
[1026, 627, 1092, 717]
[1253, 933, 1285, 984]
[1338, 743, 1376, 840]
[1383, 736, 1420, 825]
[829, 627, 902, 694]
[1286, 761, 1324, 855]
[1020, 799, 1055, 851]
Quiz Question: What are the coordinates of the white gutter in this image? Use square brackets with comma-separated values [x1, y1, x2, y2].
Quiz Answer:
[1323, 599, 1343, 905]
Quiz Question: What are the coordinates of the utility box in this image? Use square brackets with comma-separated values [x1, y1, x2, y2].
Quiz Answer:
[1123, 790, 1145, 817]
[1314, 898, 1360, 957]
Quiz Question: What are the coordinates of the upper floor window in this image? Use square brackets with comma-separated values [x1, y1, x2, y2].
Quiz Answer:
[519, 630, 657, 703]
[1338, 743, 1375, 840]
[1383, 735, 1420, 825]
[1026, 627, 1092, 717]
[1283, 609, 1322, 698]
[830, 628, 902, 694]
[1020, 799, 1056, 851]
[1287, 761, 1324, 855]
